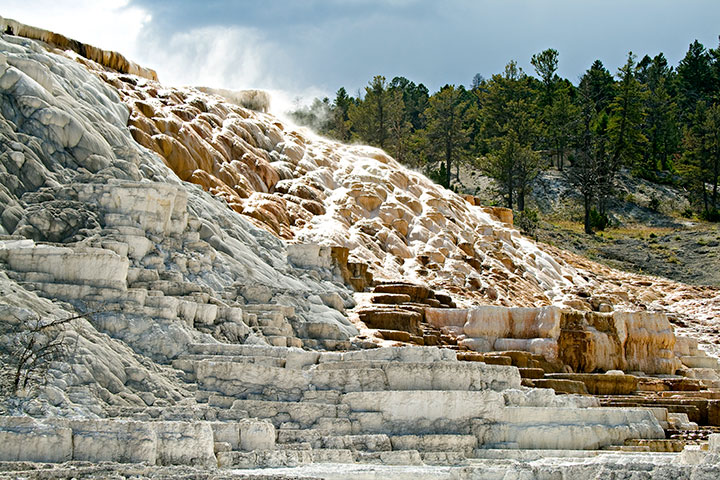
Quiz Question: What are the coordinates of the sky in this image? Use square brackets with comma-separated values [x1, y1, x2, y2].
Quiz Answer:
[3, 1, 720, 113]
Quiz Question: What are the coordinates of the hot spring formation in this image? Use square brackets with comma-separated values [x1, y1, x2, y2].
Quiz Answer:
[0, 16, 719, 479]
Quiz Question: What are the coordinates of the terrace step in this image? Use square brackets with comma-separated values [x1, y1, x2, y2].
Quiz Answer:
[227, 400, 351, 428]
[390, 434, 477, 454]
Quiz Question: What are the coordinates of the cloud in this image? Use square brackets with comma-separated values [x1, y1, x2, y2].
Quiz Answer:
[4, 2, 276, 92]
[133, 26, 271, 89]
[2, 0, 150, 54]
[3, 1, 324, 115]
[6, 0, 720, 114]
[129, 25, 331, 115]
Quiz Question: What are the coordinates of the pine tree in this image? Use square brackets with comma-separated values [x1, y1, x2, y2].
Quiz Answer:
[546, 82, 579, 170]
[484, 131, 540, 210]
[385, 89, 412, 164]
[639, 54, 680, 174]
[423, 85, 473, 188]
[608, 53, 647, 169]
[531, 48, 560, 107]
[710, 38, 720, 99]
[348, 76, 407, 150]
[470, 73, 485, 91]
[677, 40, 714, 118]
[531, 49, 578, 170]
[390, 76, 430, 130]
[578, 60, 615, 114]
[680, 102, 720, 219]
[330, 87, 353, 141]
[478, 61, 540, 208]
[568, 62, 614, 233]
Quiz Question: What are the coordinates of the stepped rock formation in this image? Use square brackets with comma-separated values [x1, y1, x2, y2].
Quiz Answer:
[424, 305, 679, 374]
[1, 18, 720, 478]
[0, 26, 358, 416]
[100, 67, 584, 307]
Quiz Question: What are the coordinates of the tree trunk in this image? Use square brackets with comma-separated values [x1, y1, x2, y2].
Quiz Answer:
[584, 195, 593, 234]
[375, 92, 386, 149]
[555, 139, 561, 170]
[445, 139, 452, 189]
[558, 139, 564, 171]
[506, 175, 514, 209]
[597, 186, 607, 217]
[712, 144, 719, 211]
[445, 157, 451, 189]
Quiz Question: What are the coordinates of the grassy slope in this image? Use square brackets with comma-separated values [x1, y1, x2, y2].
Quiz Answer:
[536, 219, 720, 287]
[457, 165, 720, 288]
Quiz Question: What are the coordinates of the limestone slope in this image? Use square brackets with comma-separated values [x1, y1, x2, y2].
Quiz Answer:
[2, 20, 720, 476]
[103, 55, 719, 330]
[98, 50, 720, 378]
[0, 19, 718, 419]
[92, 57, 720, 371]
[0, 30, 356, 415]
[106, 73, 587, 308]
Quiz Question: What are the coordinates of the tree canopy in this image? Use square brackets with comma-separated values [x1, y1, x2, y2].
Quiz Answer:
[291, 36, 720, 229]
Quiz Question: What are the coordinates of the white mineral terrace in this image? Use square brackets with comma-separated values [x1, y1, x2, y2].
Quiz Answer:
[0, 19, 719, 479]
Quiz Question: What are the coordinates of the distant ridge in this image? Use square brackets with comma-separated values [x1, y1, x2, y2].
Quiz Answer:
[0, 15, 157, 80]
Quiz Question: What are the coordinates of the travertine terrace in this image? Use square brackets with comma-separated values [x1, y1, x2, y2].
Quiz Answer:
[0, 17, 719, 478]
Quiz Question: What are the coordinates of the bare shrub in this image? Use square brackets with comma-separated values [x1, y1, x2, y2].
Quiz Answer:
[8, 312, 87, 392]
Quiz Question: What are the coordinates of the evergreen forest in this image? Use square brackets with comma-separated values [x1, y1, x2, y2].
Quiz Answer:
[290, 40, 720, 234]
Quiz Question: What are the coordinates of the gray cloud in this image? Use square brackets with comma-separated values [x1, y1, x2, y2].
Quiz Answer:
[127, 0, 720, 98]
[10, 1, 720, 103]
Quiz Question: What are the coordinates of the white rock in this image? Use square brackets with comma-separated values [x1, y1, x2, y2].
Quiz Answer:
[709, 433, 720, 453]
[239, 419, 276, 451]
[287, 244, 333, 270]
[70, 419, 156, 464]
[342, 390, 504, 428]
[0, 417, 72, 463]
[153, 422, 216, 467]
[678, 444, 707, 465]
[211, 422, 241, 450]
[0, 244, 128, 288]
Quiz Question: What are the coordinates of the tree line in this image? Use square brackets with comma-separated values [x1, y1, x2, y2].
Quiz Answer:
[290, 38, 720, 233]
